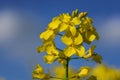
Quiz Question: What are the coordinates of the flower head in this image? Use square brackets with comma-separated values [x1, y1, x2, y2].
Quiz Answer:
[37, 9, 99, 63]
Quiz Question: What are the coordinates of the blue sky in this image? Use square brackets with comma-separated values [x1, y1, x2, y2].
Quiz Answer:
[0, 0, 120, 80]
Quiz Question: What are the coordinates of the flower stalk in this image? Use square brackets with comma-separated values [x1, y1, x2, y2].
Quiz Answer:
[66, 57, 69, 80]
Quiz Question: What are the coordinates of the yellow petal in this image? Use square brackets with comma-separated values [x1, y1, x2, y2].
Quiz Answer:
[71, 17, 80, 25]
[69, 25, 76, 36]
[45, 30, 54, 39]
[40, 31, 46, 39]
[44, 55, 55, 64]
[78, 67, 90, 77]
[48, 20, 61, 29]
[61, 35, 73, 45]
[40, 29, 54, 40]
[59, 23, 68, 32]
[78, 69, 88, 77]
[74, 33, 83, 45]
[64, 47, 76, 57]
[83, 52, 92, 59]
[76, 46, 85, 57]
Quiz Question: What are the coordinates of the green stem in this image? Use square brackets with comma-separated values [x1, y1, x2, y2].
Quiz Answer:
[71, 57, 83, 60]
[66, 57, 69, 80]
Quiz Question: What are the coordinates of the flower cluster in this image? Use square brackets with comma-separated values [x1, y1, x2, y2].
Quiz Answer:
[33, 9, 101, 80]
[37, 9, 99, 64]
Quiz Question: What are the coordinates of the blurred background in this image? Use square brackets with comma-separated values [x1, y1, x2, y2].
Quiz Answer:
[0, 0, 120, 80]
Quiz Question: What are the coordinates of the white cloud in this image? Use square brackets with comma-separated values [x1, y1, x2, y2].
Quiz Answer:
[98, 15, 120, 46]
[0, 9, 21, 43]
[0, 9, 36, 59]
[0, 9, 43, 70]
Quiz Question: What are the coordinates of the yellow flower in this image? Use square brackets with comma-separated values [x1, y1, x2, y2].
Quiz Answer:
[64, 46, 76, 57]
[48, 16, 61, 30]
[37, 40, 59, 55]
[59, 13, 81, 35]
[62, 33, 85, 57]
[45, 44, 59, 55]
[42, 41, 59, 64]
[40, 29, 54, 40]
[44, 40, 59, 55]
[32, 64, 45, 79]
